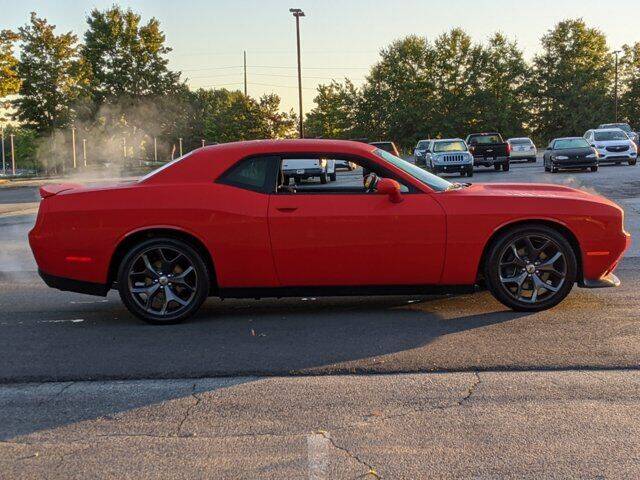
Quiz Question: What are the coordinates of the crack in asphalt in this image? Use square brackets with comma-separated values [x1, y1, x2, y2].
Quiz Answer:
[317, 430, 381, 479]
[175, 383, 201, 437]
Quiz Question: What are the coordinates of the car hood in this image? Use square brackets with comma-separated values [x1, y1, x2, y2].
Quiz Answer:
[448, 182, 619, 208]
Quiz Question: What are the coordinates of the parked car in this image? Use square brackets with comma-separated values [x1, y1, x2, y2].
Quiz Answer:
[465, 132, 510, 171]
[583, 128, 638, 166]
[369, 141, 400, 157]
[413, 139, 433, 166]
[507, 137, 537, 162]
[426, 138, 474, 177]
[29, 139, 629, 324]
[282, 158, 336, 183]
[598, 123, 638, 146]
[543, 137, 599, 173]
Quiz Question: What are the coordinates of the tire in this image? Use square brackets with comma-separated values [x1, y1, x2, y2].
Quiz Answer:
[320, 173, 328, 184]
[502, 163, 510, 172]
[494, 164, 501, 171]
[117, 237, 210, 324]
[551, 165, 558, 173]
[590, 166, 598, 172]
[484, 225, 577, 312]
[629, 159, 637, 166]
[329, 172, 337, 181]
[467, 169, 474, 178]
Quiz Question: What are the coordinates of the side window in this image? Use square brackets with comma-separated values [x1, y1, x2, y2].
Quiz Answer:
[277, 156, 410, 194]
[218, 156, 277, 193]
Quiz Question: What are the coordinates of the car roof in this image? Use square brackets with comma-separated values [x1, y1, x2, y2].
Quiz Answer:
[592, 128, 626, 132]
[433, 138, 464, 142]
[508, 137, 532, 141]
[553, 137, 587, 142]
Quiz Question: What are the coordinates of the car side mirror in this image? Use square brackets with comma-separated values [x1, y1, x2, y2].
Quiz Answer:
[590, 144, 596, 147]
[376, 178, 403, 203]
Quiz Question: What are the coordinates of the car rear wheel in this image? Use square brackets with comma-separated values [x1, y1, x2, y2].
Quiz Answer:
[630, 159, 637, 166]
[591, 166, 598, 172]
[484, 225, 576, 312]
[494, 164, 501, 171]
[320, 173, 328, 184]
[502, 163, 510, 172]
[117, 238, 210, 324]
[329, 172, 337, 181]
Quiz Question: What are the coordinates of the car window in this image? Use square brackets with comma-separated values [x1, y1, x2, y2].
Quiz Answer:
[553, 138, 590, 149]
[509, 138, 532, 145]
[417, 141, 430, 149]
[277, 156, 410, 194]
[594, 130, 629, 141]
[218, 156, 275, 192]
[469, 135, 501, 144]
[433, 140, 466, 152]
[373, 148, 452, 192]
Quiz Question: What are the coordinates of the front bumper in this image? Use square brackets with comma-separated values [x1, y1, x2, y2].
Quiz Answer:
[596, 150, 637, 162]
[432, 164, 473, 174]
[579, 272, 621, 288]
[552, 159, 598, 169]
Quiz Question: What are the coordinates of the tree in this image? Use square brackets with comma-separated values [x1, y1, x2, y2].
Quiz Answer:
[0, 29, 20, 97]
[619, 42, 640, 126]
[15, 13, 87, 132]
[83, 6, 181, 103]
[201, 89, 295, 143]
[474, 33, 530, 138]
[304, 80, 359, 139]
[528, 19, 613, 145]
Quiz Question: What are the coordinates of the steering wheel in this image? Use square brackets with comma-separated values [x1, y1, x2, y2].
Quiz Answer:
[364, 173, 379, 193]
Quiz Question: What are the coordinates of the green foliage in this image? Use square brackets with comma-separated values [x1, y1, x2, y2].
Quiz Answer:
[0, 29, 20, 97]
[83, 6, 181, 103]
[304, 80, 359, 139]
[2, 125, 38, 171]
[200, 89, 295, 143]
[619, 42, 640, 125]
[15, 13, 87, 132]
[528, 19, 613, 145]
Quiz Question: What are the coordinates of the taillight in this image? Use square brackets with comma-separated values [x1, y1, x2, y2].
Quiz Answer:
[506, 143, 511, 155]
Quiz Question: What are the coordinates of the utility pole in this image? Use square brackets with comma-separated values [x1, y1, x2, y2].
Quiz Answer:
[82, 139, 87, 167]
[290, 8, 305, 138]
[201, 139, 205, 148]
[179, 137, 183, 156]
[154, 137, 158, 162]
[1, 127, 5, 175]
[613, 50, 621, 122]
[243, 50, 248, 96]
[123, 137, 127, 161]
[71, 127, 77, 168]
[10, 134, 15, 175]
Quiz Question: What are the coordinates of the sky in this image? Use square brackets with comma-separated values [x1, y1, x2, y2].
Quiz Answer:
[2, 0, 640, 112]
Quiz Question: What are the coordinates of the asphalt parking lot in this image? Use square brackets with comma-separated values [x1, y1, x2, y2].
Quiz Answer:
[1, 159, 639, 478]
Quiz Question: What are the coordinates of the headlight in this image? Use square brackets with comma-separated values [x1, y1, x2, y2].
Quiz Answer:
[555, 155, 569, 160]
[586, 153, 596, 159]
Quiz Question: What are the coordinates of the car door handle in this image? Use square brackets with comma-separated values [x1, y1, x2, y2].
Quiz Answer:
[276, 207, 298, 213]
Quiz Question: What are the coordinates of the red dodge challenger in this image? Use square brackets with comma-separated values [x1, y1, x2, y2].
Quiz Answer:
[29, 140, 630, 324]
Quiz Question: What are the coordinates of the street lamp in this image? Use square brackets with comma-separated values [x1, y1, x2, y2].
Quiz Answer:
[613, 50, 621, 122]
[290, 8, 305, 139]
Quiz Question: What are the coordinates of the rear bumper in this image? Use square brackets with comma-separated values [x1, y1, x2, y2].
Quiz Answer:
[473, 156, 508, 166]
[38, 269, 109, 297]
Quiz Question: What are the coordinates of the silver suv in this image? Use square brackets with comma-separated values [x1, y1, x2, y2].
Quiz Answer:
[426, 139, 474, 177]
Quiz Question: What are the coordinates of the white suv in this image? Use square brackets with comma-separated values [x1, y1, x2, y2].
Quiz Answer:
[584, 128, 638, 166]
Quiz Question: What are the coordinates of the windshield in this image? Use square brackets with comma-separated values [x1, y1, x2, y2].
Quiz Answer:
[433, 140, 467, 153]
[553, 138, 590, 150]
[594, 130, 629, 141]
[600, 123, 631, 133]
[469, 134, 501, 144]
[373, 148, 452, 192]
[416, 141, 430, 149]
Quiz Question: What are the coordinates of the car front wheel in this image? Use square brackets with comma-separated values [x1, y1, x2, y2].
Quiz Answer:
[117, 237, 210, 324]
[484, 225, 577, 312]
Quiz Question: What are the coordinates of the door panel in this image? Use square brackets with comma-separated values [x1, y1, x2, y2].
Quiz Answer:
[268, 193, 446, 286]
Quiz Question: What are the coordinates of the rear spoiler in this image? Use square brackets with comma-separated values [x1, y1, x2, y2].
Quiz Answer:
[39, 183, 83, 199]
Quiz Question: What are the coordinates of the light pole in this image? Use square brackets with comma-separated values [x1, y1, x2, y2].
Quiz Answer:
[82, 138, 87, 167]
[179, 137, 183, 156]
[10, 134, 15, 175]
[290, 8, 305, 139]
[613, 50, 621, 122]
[1, 126, 5, 175]
[71, 127, 77, 168]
